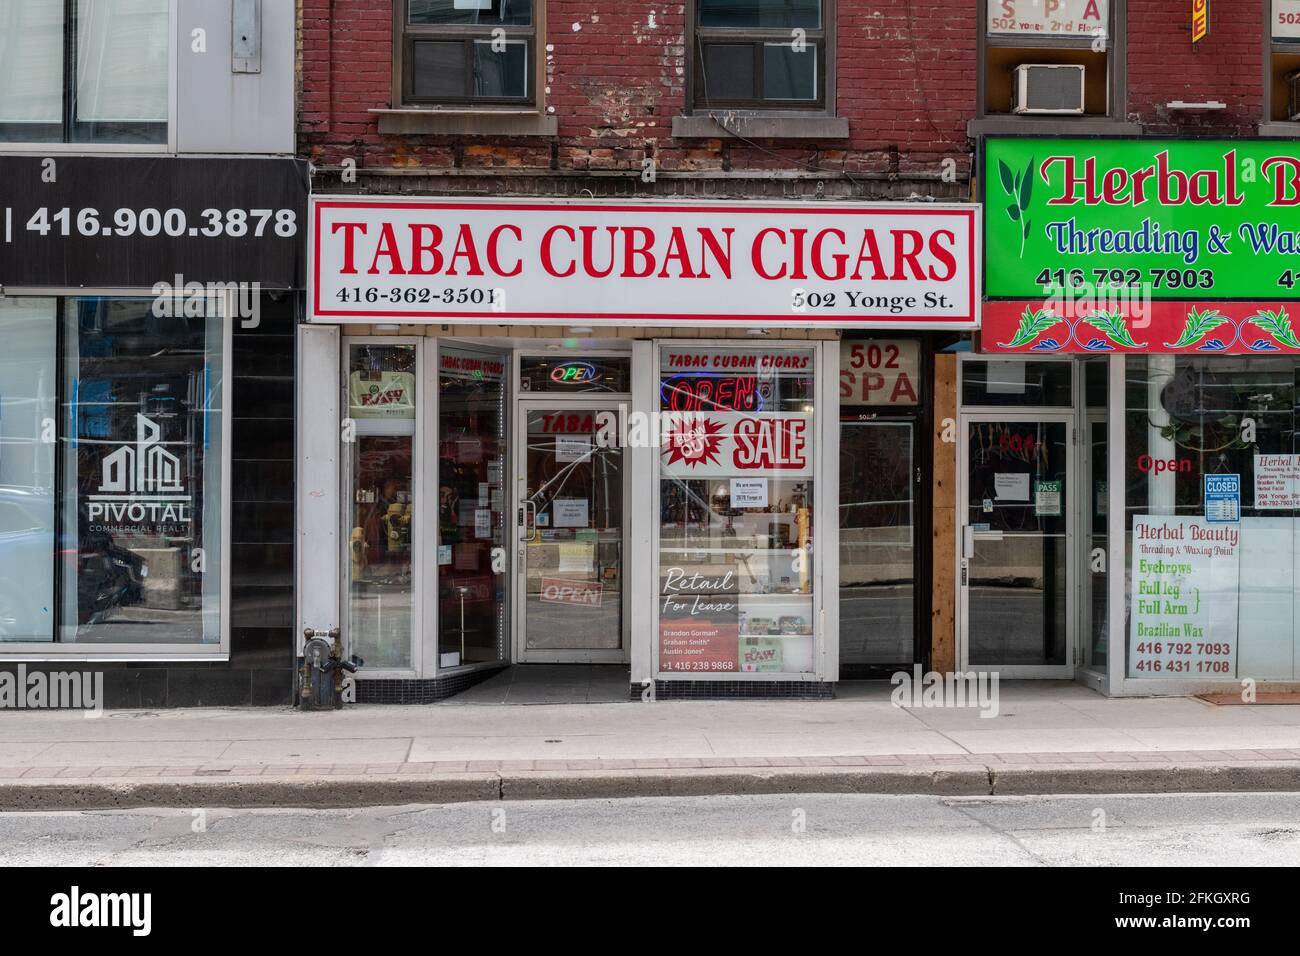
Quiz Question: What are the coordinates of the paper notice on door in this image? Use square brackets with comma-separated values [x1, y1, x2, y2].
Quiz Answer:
[994, 472, 1030, 501]
[555, 436, 592, 463]
[1254, 454, 1300, 509]
[474, 508, 491, 539]
[553, 498, 589, 527]
[1035, 479, 1063, 517]
[730, 478, 768, 508]
[558, 541, 593, 573]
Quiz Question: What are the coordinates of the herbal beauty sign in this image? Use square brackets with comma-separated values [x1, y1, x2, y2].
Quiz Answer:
[982, 138, 1300, 354]
[310, 197, 979, 328]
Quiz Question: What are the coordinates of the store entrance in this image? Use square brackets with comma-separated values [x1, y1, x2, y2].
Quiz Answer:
[513, 400, 628, 663]
[959, 415, 1075, 677]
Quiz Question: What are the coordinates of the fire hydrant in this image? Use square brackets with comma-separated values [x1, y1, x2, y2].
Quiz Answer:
[298, 627, 363, 710]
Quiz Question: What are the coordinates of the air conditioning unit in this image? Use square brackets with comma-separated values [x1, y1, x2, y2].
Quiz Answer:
[1288, 70, 1300, 122]
[1012, 64, 1086, 115]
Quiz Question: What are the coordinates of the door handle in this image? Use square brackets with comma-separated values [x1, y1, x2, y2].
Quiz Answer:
[522, 499, 537, 542]
[962, 525, 975, 559]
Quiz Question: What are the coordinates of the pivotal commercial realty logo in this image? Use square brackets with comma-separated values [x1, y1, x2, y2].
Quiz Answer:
[88, 414, 191, 535]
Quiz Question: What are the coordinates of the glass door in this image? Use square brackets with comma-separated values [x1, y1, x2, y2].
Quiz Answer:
[514, 400, 626, 662]
[839, 418, 917, 670]
[960, 416, 1074, 677]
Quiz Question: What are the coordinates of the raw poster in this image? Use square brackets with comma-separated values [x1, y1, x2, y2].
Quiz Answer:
[658, 566, 740, 672]
[1129, 516, 1240, 678]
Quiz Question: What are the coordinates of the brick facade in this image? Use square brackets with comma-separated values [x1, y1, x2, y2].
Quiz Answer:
[300, 2, 1279, 199]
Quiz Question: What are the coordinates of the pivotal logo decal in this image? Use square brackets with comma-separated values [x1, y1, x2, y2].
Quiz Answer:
[662, 415, 725, 469]
[88, 414, 191, 533]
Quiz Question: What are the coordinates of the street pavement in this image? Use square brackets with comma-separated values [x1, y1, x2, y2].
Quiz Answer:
[2, 682, 1300, 807]
[3, 793, 1298, 866]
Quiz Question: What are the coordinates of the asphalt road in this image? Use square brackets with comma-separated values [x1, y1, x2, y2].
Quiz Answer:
[2, 793, 1299, 866]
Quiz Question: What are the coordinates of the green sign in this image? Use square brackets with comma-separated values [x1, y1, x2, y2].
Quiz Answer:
[985, 138, 1300, 299]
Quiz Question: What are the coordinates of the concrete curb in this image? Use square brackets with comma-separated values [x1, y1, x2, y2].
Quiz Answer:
[2, 761, 1300, 809]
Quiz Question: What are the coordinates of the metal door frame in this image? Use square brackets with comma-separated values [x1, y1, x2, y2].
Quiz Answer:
[957, 410, 1078, 679]
[512, 396, 631, 664]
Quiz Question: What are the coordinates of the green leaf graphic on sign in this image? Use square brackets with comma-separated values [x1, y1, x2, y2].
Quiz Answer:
[1248, 308, 1300, 349]
[997, 158, 1015, 196]
[1165, 307, 1229, 349]
[1084, 311, 1145, 348]
[999, 306, 1061, 349]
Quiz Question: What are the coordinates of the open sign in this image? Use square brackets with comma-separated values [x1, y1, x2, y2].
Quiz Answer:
[550, 361, 601, 385]
[539, 578, 603, 607]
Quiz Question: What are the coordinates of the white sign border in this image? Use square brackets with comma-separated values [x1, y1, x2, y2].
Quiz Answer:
[308, 195, 982, 329]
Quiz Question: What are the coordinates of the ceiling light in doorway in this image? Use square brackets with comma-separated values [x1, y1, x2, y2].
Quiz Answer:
[746, 328, 770, 336]
[374, 323, 400, 333]
[568, 326, 593, 335]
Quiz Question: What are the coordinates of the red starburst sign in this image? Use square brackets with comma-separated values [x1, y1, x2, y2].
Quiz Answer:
[662, 415, 726, 469]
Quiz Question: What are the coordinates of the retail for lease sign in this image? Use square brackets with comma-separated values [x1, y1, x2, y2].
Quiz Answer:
[983, 138, 1300, 354]
[987, 0, 1108, 36]
[310, 197, 979, 328]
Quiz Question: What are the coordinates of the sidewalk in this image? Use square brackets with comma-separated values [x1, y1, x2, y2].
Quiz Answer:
[3, 682, 1300, 808]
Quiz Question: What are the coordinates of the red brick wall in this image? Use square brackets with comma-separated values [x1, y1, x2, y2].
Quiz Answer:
[298, 1, 1273, 184]
[299, 1, 977, 182]
[1127, 0, 1264, 135]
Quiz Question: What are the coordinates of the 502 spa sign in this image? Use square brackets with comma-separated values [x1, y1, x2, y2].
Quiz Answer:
[985, 138, 1300, 300]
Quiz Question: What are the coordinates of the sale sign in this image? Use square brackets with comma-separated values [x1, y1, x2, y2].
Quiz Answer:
[987, 0, 1108, 37]
[310, 197, 979, 328]
[659, 412, 812, 478]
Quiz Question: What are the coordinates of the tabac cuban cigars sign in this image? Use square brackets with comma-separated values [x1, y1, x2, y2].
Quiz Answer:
[983, 137, 1300, 354]
[309, 197, 979, 328]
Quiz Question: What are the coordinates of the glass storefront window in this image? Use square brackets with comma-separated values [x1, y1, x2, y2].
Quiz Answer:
[0, 299, 57, 642]
[962, 359, 1073, 407]
[1125, 356, 1300, 680]
[59, 297, 224, 644]
[657, 346, 816, 675]
[437, 346, 507, 667]
[346, 344, 416, 669]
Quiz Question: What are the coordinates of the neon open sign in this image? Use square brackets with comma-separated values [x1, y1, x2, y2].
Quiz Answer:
[550, 361, 601, 385]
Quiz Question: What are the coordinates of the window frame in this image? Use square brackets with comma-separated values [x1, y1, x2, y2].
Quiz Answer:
[0, 290, 231, 662]
[973, 0, 1132, 135]
[0, 0, 177, 152]
[392, 1, 540, 109]
[685, 0, 834, 115]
